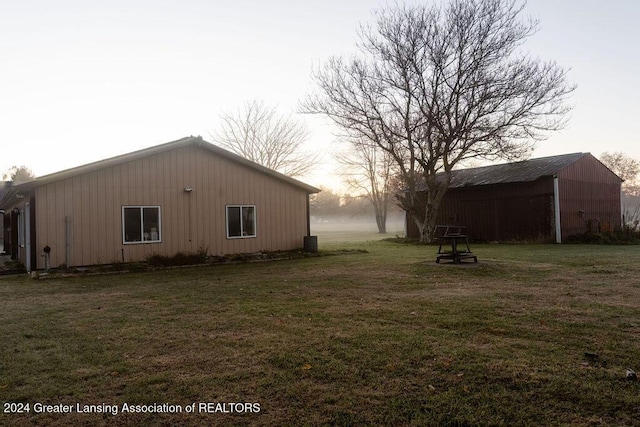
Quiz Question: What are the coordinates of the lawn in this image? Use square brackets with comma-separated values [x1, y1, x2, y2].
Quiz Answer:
[1, 238, 639, 426]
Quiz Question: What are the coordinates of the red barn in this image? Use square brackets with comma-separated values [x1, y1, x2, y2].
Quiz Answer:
[406, 153, 622, 242]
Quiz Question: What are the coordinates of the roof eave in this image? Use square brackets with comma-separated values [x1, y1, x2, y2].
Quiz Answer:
[0, 183, 34, 210]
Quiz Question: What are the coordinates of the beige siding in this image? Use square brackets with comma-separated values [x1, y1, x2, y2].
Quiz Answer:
[34, 145, 309, 268]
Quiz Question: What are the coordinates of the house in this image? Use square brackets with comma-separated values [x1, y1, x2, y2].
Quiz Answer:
[405, 153, 622, 242]
[0, 136, 320, 271]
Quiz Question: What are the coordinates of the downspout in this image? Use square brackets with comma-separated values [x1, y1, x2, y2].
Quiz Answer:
[65, 216, 71, 267]
[303, 193, 318, 252]
[29, 196, 36, 271]
[25, 202, 31, 272]
[553, 175, 562, 244]
[306, 194, 311, 237]
[620, 184, 624, 230]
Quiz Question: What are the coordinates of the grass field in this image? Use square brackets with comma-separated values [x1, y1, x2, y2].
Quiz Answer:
[1, 231, 639, 426]
[311, 219, 406, 244]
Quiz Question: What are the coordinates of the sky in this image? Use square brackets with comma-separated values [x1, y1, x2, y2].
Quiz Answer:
[1, 0, 639, 190]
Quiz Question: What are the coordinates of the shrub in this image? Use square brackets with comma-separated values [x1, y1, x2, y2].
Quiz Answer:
[564, 230, 640, 245]
[1, 260, 26, 273]
[145, 250, 209, 267]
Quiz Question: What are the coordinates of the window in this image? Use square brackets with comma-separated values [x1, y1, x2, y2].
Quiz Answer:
[122, 206, 161, 244]
[226, 205, 256, 238]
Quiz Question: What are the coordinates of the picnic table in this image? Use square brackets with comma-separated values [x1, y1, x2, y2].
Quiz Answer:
[434, 225, 478, 264]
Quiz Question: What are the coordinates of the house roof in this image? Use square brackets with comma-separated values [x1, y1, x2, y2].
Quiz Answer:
[446, 152, 600, 188]
[0, 136, 320, 208]
[0, 182, 12, 210]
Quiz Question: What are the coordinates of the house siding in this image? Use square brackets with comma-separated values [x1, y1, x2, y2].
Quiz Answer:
[34, 144, 310, 269]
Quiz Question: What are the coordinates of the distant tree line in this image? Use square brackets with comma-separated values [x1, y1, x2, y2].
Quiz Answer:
[600, 151, 639, 196]
[309, 186, 403, 223]
[599, 151, 640, 232]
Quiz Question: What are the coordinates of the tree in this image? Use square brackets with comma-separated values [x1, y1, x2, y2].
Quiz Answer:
[212, 100, 317, 177]
[309, 186, 342, 219]
[303, 0, 575, 242]
[599, 151, 640, 195]
[2, 165, 35, 182]
[336, 141, 396, 233]
[340, 192, 376, 218]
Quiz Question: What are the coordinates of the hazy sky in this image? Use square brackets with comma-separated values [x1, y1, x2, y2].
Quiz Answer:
[1, 0, 638, 189]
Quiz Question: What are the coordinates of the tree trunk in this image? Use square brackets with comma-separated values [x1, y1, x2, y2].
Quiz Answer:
[375, 211, 387, 234]
[371, 192, 388, 234]
[414, 208, 439, 243]
[409, 186, 446, 244]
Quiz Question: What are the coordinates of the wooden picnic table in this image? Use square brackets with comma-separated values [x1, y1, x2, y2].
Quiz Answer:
[434, 225, 478, 264]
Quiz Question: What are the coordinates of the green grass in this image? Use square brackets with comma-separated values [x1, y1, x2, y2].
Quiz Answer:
[1, 239, 640, 426]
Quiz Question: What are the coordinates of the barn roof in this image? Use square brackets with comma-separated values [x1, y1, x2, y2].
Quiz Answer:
[447, 152, 591, 188]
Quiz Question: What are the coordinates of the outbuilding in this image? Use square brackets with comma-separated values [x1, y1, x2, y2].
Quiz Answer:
[0, 136, 320, 271]
[406, 153, 622, 242]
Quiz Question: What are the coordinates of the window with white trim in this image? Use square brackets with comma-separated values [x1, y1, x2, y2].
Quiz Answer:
[122, 206, 161, 244]
[226, 205, 256, 238]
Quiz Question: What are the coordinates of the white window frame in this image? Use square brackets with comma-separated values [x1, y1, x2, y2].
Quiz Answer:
[226, 205, 256, 239]
[122, 206, 162, 244]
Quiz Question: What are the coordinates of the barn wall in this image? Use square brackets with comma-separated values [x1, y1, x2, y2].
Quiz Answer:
[406, 179, 555, 241]
[34, 145, 310, 268]
[437, 179, 555, 241]
[557, 156, 622, 237]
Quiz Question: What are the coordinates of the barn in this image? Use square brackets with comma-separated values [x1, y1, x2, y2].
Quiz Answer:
[0, 136, 320, 271]
[406, 153, 623, 242]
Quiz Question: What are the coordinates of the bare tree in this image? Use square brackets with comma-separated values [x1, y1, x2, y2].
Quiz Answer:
[303, 0, 575, 242]
[600, 151, 640, 195]
[336, 141, 395, 233]
[212, 100, 317, 177]
[309, 186, 342, 220]
[2, 165, 35, 182]
[601, 152, 640, 231]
